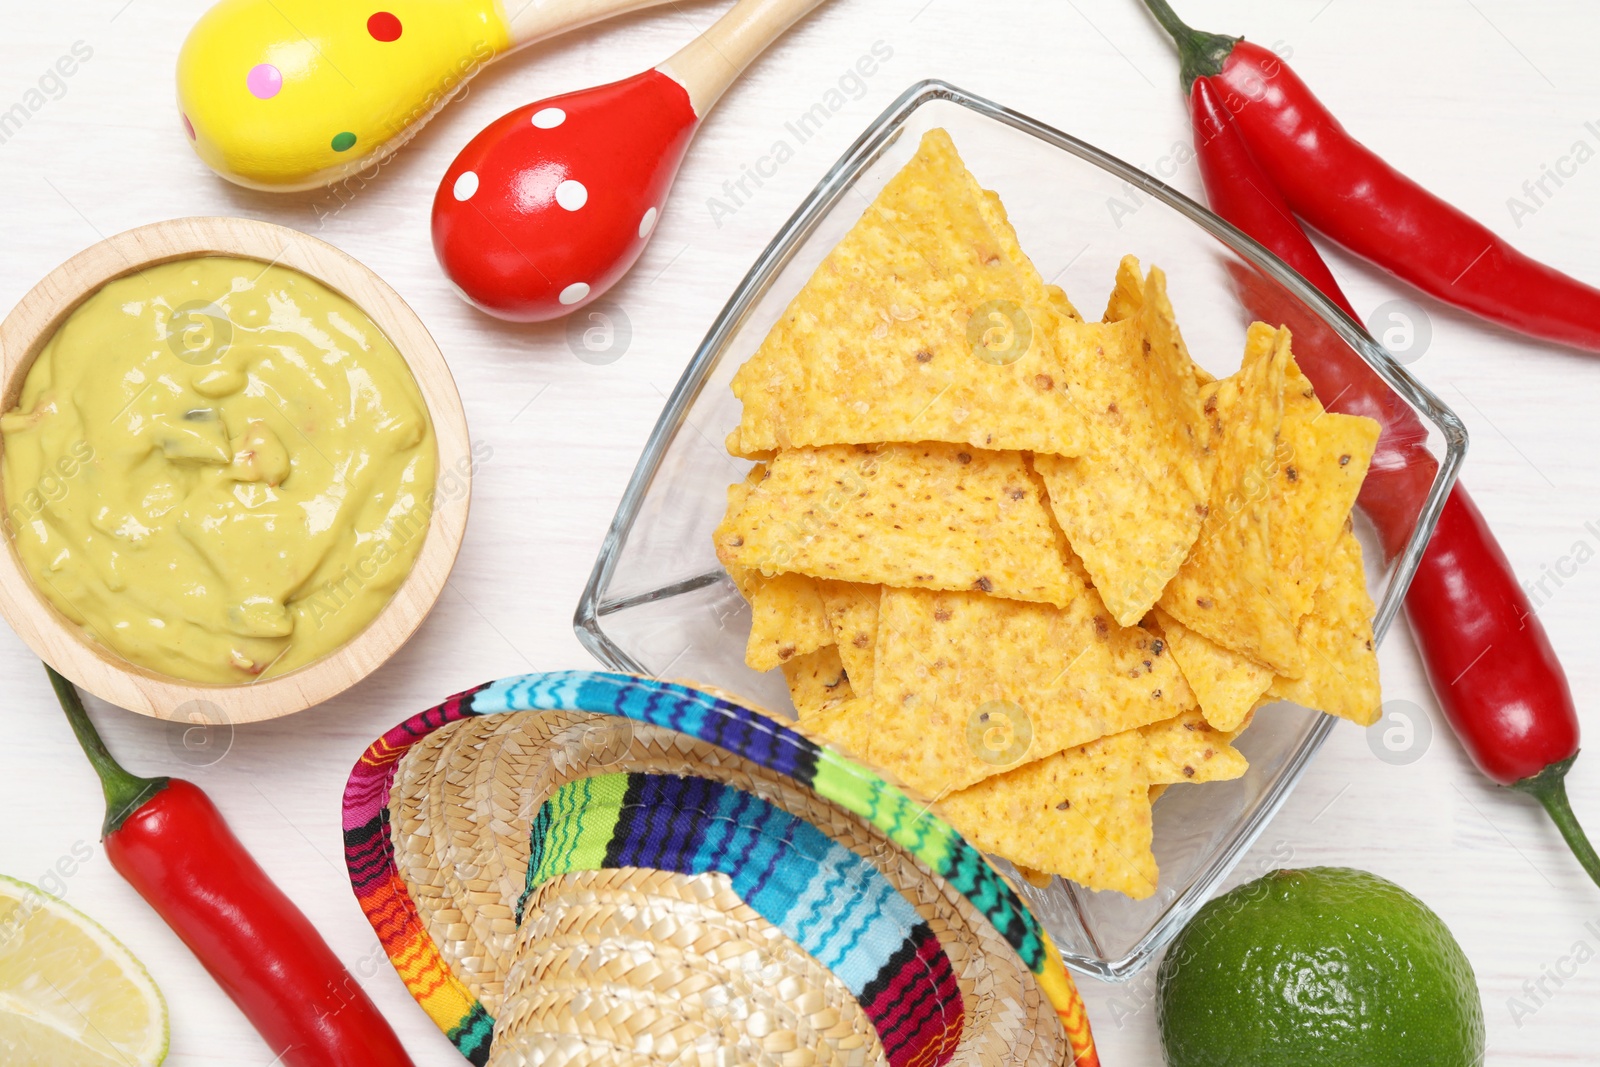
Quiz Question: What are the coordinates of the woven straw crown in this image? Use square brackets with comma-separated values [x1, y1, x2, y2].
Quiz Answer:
[342, 671, 1099, 1066]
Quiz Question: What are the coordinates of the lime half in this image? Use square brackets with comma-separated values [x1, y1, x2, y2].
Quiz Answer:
[0, 874, 168, 1066]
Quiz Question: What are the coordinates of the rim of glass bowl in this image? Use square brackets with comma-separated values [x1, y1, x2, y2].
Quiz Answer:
[575, 79, 1467, 979]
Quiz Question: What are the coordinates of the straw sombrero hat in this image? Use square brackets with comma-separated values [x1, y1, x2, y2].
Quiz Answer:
[342, 671, 1099, 1066]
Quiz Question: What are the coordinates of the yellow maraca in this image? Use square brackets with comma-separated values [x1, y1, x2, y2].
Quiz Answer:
[177, 0, 678, 192]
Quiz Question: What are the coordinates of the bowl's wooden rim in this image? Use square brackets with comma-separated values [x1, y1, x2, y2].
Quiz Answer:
[0, 217, 471, 723]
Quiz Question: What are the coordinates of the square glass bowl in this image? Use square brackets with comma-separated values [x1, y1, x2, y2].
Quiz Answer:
[576, 81, 1467, 979]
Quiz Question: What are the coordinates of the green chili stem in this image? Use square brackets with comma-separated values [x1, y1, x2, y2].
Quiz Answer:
[1137, 0, 1240, 87]
[1513, 755, 1600, 889]
[47, 665, 167, 837]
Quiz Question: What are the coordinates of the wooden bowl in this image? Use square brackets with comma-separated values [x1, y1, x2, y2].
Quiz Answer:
[0, 217, 471, 722]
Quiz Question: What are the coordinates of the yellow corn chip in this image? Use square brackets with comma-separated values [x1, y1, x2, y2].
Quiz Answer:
[1271, 357, 1381, 620]
[981, 189, 1086, 325]
[848, 584, 1190, 796]
[1150, 783, 1170, 802]
[1044, 283, 1084, 324]
[1107, 254, 1199, 378]
[1267, 527, 1381, 725]
[1151, 347, 1376, 700]
[782, 645, 855, 718]
[1140, 707, 1249, 785]
[728, 128, 1095, 459]
[717, 474, 834, 671]
[1035, 259, 1210, 626]
[805, 699, 869, 748]
[1159, 323, 1300, 675]
[937, 730, 1158, 898]
[739, 574, 833, 671]
[714, 443, 1077, 607]
[1151, 607, 1271, 732]
[1102, 256, 1144, 324]
[818, 581, 880, 696]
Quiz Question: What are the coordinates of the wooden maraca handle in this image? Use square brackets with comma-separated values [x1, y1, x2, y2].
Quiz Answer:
[508, 0, 682, 47]
[657, 0, 832, 115]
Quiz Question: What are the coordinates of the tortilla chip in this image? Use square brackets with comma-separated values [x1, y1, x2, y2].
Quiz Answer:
[1102, 257, 1143, 324]
[1140, 707, 1249, 785]
[1159, 323, 1301, 675]
[1151, 607, 1271, 732]
[1035, 259, 1210, 626]
[728, 128, 1095, 459]
[782, 645, 855, 718]
[739, 573, 832, 671]
[1271, 357, 1381, 620]
[818, 581, 880, 696]
[794, 693, 867, 741]
[714, 443, 1077, 607]
[1267, 527, 1381, 725]
[979, 189, 1086, 327]
[937, 730, 1158, 898]
[844, 584, 1189, 795]
[1044, 283, 1083, 324]
[717, 474, 834, 671]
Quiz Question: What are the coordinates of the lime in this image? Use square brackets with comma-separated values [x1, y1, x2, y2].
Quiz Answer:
[1157, 867, 1483, 1067]
[0, 874, 168, 1066]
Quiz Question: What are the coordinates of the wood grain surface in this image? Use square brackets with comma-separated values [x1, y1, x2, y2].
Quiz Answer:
[1, 1, 1597, 1063]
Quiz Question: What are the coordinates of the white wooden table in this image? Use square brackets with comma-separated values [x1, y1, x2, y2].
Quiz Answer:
[3, 1, 1598, 1062]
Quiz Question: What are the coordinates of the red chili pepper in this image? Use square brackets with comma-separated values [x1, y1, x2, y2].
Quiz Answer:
[1181, 75, 1600, 887]
[49, 667, 416, 1067]
[1144, 0, 1600, 354]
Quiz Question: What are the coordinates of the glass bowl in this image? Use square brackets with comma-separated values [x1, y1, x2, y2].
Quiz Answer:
[575, 80, 1467, 979]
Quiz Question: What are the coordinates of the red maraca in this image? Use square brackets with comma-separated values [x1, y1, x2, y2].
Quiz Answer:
[433, 0, 829, 322]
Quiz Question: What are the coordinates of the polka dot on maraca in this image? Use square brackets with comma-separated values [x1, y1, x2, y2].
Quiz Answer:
[331, 131, 357, 152]
[639, 207, 658, 238]
[246, 63, 282, 100]
[531, 108, 566, 129]
[367, 11, 402, 41]
[555, 180, 587, 211]
[453, 171, 479, 201]
[559, 282, 590, 306]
